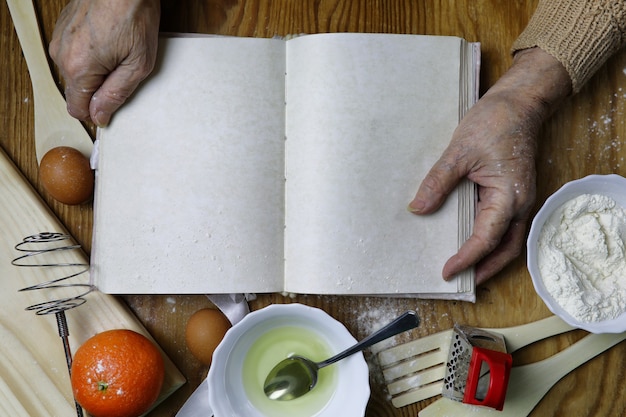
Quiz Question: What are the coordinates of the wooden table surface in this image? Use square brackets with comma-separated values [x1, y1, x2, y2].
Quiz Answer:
[2, 1, 626, 416]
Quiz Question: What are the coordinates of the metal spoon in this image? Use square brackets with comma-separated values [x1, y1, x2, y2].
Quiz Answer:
[263, 310, 420, 401]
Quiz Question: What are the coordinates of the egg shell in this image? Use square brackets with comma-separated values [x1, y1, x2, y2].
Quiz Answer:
[39, 146, 94, 205]
[185, 308, 232, 365]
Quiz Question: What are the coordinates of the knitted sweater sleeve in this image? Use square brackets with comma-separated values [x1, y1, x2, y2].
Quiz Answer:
[512, 0, 626, 93]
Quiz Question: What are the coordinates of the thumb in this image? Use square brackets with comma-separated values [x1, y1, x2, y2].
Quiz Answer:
[63, 73, 105, 122]
[88, 64, 148, 127]
[409, 157, 467, 215]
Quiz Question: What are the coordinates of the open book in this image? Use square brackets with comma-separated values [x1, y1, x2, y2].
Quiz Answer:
[91, 33, 479, 301]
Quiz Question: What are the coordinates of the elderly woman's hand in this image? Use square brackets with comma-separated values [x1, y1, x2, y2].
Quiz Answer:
[49, 0, 161, 126]
[410, 48, 572, 284]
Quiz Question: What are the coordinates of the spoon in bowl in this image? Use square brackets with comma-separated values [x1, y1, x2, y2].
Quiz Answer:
[263, 310, 420, 401]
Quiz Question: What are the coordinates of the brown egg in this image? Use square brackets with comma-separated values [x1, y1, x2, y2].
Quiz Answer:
[185, 308, 232, 365]
[39, 146, 94, 205]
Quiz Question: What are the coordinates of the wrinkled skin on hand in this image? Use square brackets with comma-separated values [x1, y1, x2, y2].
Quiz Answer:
[412, 90, 540, 285]
[49, 0, 160, 126]
[410, 48, 572, 285]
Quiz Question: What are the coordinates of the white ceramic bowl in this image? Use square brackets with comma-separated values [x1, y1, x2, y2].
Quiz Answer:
[527, 174, 626, 333]
[207, 303, 370, 416]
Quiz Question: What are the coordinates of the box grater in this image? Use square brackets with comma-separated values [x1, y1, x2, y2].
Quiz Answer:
[442, 324, 513, 410]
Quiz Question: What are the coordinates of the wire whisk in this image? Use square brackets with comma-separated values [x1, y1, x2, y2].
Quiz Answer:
[13, 232, 94, 314]
[12, 231, 95, 417]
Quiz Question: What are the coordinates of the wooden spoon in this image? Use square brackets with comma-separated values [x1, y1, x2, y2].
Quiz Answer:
[6, 0, 93, 164]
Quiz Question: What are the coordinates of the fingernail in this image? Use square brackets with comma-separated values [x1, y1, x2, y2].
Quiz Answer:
[407, 199, 425, 213]
[93, 111, 111, 128]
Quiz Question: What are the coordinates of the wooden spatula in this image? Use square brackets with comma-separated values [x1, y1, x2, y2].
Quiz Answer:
[377, 315, 574, 407]
[418, 331, 626, 416]
[6, 0, 93, 164]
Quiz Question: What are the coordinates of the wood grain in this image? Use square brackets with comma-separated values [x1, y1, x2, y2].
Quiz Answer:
[3, 1, 626, 416]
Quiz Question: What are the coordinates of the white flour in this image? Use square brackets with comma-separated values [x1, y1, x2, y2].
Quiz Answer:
[538, 193, 626, 322]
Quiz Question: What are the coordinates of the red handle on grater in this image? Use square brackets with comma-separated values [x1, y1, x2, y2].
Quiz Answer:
[462, 346, 512, 410]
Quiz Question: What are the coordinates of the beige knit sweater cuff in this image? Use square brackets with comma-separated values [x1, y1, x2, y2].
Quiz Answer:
[512, 0, 626, 93]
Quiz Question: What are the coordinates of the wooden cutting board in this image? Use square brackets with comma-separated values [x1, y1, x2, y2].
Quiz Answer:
[0, 146, 185, 415]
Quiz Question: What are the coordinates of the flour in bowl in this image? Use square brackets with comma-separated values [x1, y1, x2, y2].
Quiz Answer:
[538, 193, 626, 323]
